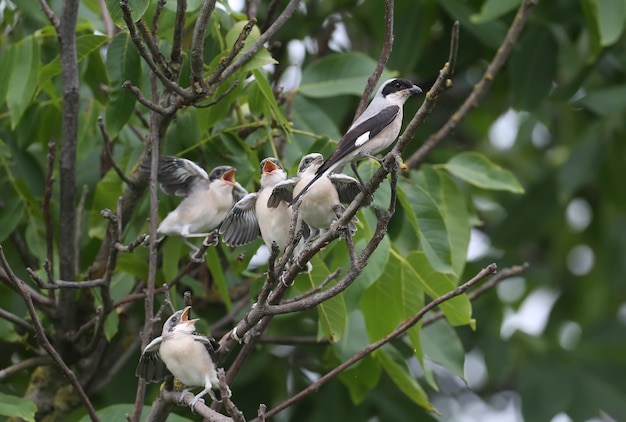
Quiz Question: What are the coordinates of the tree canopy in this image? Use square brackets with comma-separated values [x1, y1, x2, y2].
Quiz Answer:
[1, 0, 625, 421]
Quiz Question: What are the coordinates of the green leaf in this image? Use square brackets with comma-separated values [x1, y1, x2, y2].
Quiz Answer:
[206, 247, 233, 310]
[38, 34, 109, 88]
[360, 251, 424, 344]
[88, 169, 124, 239]
[509, 24, 558, 110]
[251, 69, 291, 133]
[422, 319, 466, 379]
[377, 347, 433, 411]
[0, 392, 36, 422]
[577, 85, 626, 115]
[443, 151, 525, 193]
[302, 256, 347, 342]
[7, 35, 40, 129]
[580, 0, 602, 58]
[438, 0, 507, 48]
[105, 31, 140, 138]
[0, 45, 11, 109]
[0, 196, 25, 243]
[338, 355, 381, 404]
[597, 0, 625, 46]
[470, 0, 520, 24]
[105, 0, 150, 29]
[343, 234, 391, 311]
[0, 318, 20, 343]
[400, 172, 454, 274]
[299, 52, 395, 98]
[406, 251, 472, 327]
[104, 310, 119, 341]
[413, 166, 471, 276]
[334, 310, 370, 362]
[224, 21, 277, 72]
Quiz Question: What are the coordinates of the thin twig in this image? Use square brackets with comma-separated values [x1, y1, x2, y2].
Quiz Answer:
[353, 0, 394, 120]
[254, 263, 528, 421]
[43, 139, 56, 277]
[75, 184, 89, 275]
[38, 0, 59, 28]
[195, 80, 240, 108]
[0, 356, 52, 382]
[119, 0, 190, 99]
[215, 0, 302, 90]
[98, 117, 136, 186]
[170, 0, 188, 68]
[0, 246, 100, 421]
[160, 391, 233, 421]
[405, 0, 539, 168]
[190, 0, 217, 87]
[122, 81, 170, 115]
[218, 369, 245, 422]
[0, 307, 36, 336]
[205, 19, 256, 88]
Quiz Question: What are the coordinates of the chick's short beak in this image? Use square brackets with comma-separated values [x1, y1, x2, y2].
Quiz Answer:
[221, 168, 236, 184]
[263, 160, 278, 174]
[180, 306, 200, 326]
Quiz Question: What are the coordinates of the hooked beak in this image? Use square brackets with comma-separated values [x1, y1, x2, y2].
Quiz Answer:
[263, 160, 278, 174]
[221, 168, 236, 184]
[409, 85, 423, 95]
[180, 306, 200, 326]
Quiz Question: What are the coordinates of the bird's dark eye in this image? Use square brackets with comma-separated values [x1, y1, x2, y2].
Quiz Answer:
[394, 82, 402, 88]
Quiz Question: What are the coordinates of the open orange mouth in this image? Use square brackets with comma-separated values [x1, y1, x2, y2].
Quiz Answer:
[263, 160, 278, 174]
[180, 306, 200, 325]
[222, 168, 236, 184]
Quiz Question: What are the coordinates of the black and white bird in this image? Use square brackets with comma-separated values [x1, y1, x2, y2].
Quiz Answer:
[219, 157, 291, 253]
[141, 156, 247, 254]
[135, 306, 229, 410]
[269, 153, 361, 237]
[290, 78, 422, 205]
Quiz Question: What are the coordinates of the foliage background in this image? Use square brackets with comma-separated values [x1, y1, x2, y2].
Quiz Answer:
[1, 0, 625, 421]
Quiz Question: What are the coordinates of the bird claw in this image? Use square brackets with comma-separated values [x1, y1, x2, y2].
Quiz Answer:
[178, 389, 190, 403]
[202, 231, 219, 247]
[231, 327, 243, 343]
[189, 251, 205, 263]
[189, 395, 205, 412]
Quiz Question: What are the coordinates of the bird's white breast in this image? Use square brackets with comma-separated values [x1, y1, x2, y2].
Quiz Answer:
[159, 332, 217, 388]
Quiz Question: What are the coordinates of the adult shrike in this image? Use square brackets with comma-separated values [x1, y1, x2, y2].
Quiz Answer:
[219, 157, 291, 253]
[141, 156, 247, 254]
[135, 306, 229, 410]
[269, 153, 361, 237]
[290, 78, 422, 205]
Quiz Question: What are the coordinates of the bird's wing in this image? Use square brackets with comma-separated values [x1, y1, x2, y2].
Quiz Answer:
[268, 179, 296, 208]
[328, 174, 362, 204]
[232, 182, 248, 202]
[219, 193, 260, 246]
[135, 337, 171, 382]
[319, 105, 400, 174]
[155, 156, 209, 197]
[192, 334, 220, 362]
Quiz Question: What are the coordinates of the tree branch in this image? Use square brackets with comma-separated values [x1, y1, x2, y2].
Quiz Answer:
[353, 0, 394, 120]
[190, 0, 217, 87]
[0, 246, 99, 421]
[0, 356, 52, 382]
[405, 0, 539, 168]
[254, 263, 530, 420]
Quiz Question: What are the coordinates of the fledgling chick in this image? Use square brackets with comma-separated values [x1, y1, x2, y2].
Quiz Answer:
[141, 156, 247, 255]
[269, 153, 361, 239]
[220, 157, 291, 253]
[135, 306, 229, 411]
[290, 78, 422, 205]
